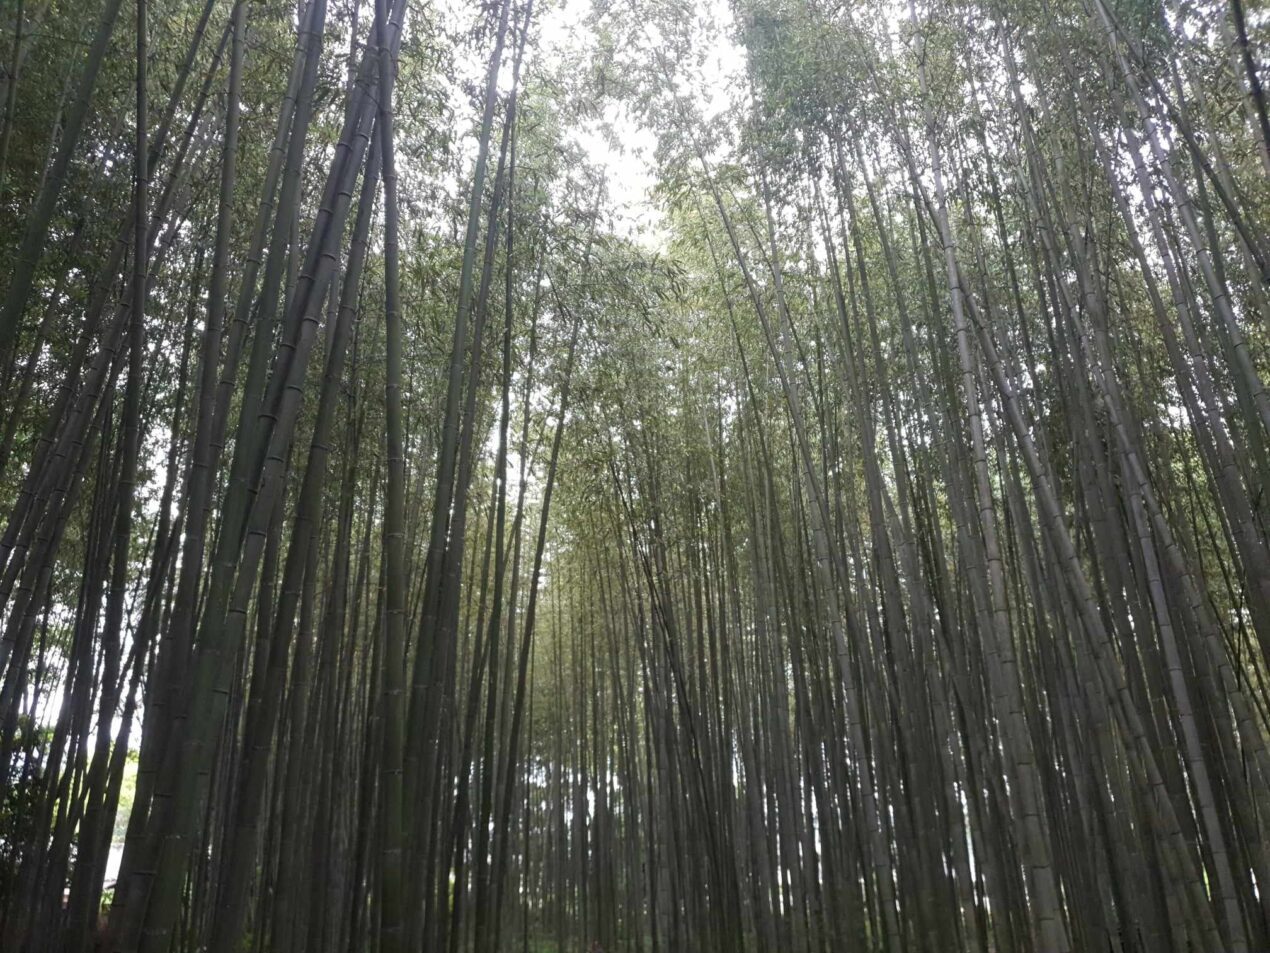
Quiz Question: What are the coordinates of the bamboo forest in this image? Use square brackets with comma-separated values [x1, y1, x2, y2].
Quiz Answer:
[4, 0, 1270, 949]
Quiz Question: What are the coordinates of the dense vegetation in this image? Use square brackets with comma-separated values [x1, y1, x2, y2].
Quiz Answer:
[0, 0, 1268, 950]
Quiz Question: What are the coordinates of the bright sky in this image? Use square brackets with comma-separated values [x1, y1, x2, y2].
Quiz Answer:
[533, 0, 748, 247]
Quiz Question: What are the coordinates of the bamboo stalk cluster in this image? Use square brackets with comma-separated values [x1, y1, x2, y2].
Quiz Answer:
[0, 0, 1267, 950]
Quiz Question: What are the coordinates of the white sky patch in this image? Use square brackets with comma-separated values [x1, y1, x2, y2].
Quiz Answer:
[532, 0, 748, 248]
